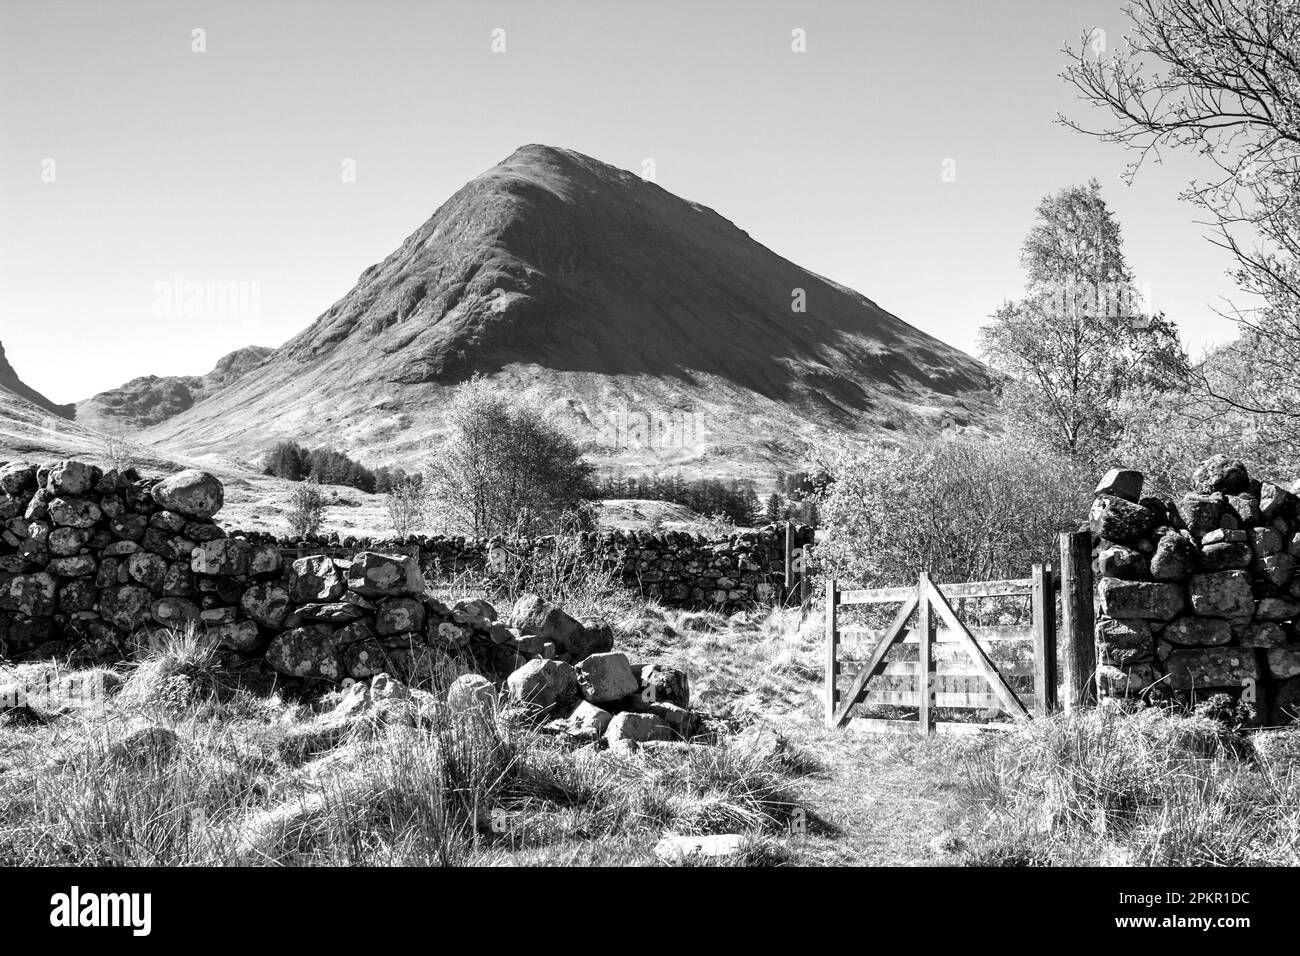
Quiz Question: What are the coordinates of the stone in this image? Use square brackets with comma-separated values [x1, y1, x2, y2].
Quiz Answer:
[127, 550, 168, 591]
[1198, 542, 1252, 572]
[567, 621, 616, 659]
[47, 460, 97, 496]
[1227, 494, 1263, 526]
[48, 555, 96, 578]
[109, 513, 147, 541]
[1191, 455, 1249, 495]
[643, 700, 698, 738]
[212, 621, 262, 653]
[605, 711, 672, 747]
[452, 599, 498, 625]
[1266, 647, 1300, 680]
[0, 572, 57, 616]
[1149, 534, 1195, 581]
[48, 497, 102, 529]
[511, 593, 585, 652]
[149, 510, 188, 533]
[447, 674, 497, 716]
[190, 538, 251, 576]
[1162, 616, 1232, 646]
[1089, 494, 1156, 545]
[576, 651, 639, 703]
[98, 584, 153, 629]
[47, 527, 89, 556]
[1256, 598, 1300, 622]
[151, 597, 201, 628]
[1165, 647, 1260, 690]
[635, 663, 691, 707]
[1236, 622, 1286, 648]
[1096, 662, 1158, 697]
[1201, 528, 1247, 545]
[1097, 578, 1183, 621]
[376, 597, 426, 636]
[506, 658, 579, 712]
[1188, 571, 1254, 620]
[297, 602, 366, 624]
[567, 700, 612, 737]
[151, 470, 224, 519]
[248, 544, 280, 576]
[1177, 494, 1224, 539]
[265, 625, 342, 680]
[1260, 481, 1294, 521]
[58, 579, 97, 613]
[1095, 468, 1143, 503]
[1095, 618, 1155, 665]
[1097, 545, 1147, 579]
[1250, 527, 1283, 555]
[287, 555, 346, 603]
[0, 462, 38, 495]
[240, 582, 292, 628]
[346, 551, 423, 598]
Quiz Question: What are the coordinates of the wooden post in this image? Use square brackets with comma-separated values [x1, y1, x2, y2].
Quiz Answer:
[1059, 531, 1096, 711]
[799, 543, 812, 612]
[917, 572, 935, 735]
[824, 578, 839, 728]
[1031, 562, 1058, 715]
[784, 521, 795, 604]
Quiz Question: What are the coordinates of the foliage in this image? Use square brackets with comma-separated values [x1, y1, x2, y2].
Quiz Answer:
[978, 180, 1187, 464]
[427, 377, 597, 537]
[598, 473, 761, 527]
[263, 440, 412, 495]
[1061, 0, 1300, 448]
[813, 437, 1091, 589]
[384, 473, 429, 539]
[286, 479, 326, 537]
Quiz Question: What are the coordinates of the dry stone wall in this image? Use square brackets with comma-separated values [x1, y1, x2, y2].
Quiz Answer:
[1090, 455, 1300, 725]
[0, 458, 808, 675]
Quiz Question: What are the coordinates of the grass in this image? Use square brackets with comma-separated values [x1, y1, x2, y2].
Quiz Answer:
[3, 603, 1298, 867]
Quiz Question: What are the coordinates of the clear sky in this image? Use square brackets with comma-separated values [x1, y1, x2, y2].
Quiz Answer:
[0, 0, 1249, 404]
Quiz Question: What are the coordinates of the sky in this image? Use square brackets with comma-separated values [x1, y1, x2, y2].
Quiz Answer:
[0, 0, 1252, 404]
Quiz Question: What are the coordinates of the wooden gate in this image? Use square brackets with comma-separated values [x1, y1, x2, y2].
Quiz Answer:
[824, 566, 1059, 734]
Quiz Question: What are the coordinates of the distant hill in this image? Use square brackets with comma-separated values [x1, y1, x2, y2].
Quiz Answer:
[0, 340, 74, 420]
[135, 144, 994, 478]
[77, 345, 273, 431]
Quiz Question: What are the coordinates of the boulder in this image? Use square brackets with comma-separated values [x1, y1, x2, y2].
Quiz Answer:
[1089, 494, 1156, 546]
[376, 597, 426, 636]
[1094, 618, 1155, 665]
[576, 652, 639, 703]
[347, 552, 423, 598]
[1094, 468, 1143, 503]
[0, 462, 38, 495]
[0, 572, 57, 617]
[265, 625, 343, 680]
[48, 497, 101, 529]
[211, 620, 261, 653]
[511, 593, 585, 652]
[1161, 616, 1232, 647]
[1188, 571, 1254, 621]
[127, 550, 169, 591]
[98, 584, 153, 629]
[287, 555, 346, 603]
[240, 583, 292, 628]
[191, 538, 251, 576]
[1235, 622, 1286, 648]
[151, 597, 201, 628]
[1256, 598, 1300, 622]
[47, 460, 97, 496]
[151, 470, 224, 519]
[1198, 542, 1252, 572]
[567, 700, 613, 737]
[605, 711, 672, 748]
[1266, 647, 1300, 680]
[1164, 647, 1260, 690]
[1177, 494, 1224, 539]
[506, 658, 579, 712]
[1149, 534, 1195, 581]
[635, 663, 691, 707]
[1097, 578, 1183, 621]
[1097, 545, 1147, 580]
[1260, 481, 1294, 521]
[1191, 455, 1249, 495]
[447, 674, 497, 716]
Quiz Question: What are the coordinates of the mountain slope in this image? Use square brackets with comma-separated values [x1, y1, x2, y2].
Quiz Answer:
[0, 341, 74, 420]
[144, 145, 994, 477]
[77, 346, 273, 431]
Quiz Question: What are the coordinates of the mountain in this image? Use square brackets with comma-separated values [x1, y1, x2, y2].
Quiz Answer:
[143, 145, 994, 478]
[77, 345, 273, 431]
[0, 341, 74, 420]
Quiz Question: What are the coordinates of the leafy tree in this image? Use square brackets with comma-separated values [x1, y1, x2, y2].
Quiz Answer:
[978, 180, 1186, 463]
[1061, 0, 1300, 446]
[428, 377, 597, 537]
[286, 479, 326, 537]
[385, 473, 429, 538]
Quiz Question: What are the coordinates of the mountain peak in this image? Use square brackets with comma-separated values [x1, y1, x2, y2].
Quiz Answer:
[0, 340, 74, 420]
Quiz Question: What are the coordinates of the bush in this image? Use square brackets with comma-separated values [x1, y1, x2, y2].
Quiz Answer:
[428, 377, 597, 537]
[385, 474, 428, 538]
[286, 480, 326, 537]
[814, 437, 1090, 589]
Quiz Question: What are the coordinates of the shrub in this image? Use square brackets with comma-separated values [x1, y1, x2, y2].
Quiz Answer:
[286, 479, 326, 537]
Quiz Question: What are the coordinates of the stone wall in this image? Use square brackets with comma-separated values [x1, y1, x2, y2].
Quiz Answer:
[0, 458, 810, 670]
[1090, 456, 1300, 725]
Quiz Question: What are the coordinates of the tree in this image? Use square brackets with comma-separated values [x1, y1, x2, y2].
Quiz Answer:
[385, 473, 429, 538]
[978, 180, 1186, 463]
[286, 478, 326, 537]
[1061, 0, 1300, 445]
[764, 493, 782, 524]
[428, 377, 597, 537]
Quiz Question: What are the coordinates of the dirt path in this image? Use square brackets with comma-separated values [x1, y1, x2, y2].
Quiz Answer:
[782, 726, 973, 865]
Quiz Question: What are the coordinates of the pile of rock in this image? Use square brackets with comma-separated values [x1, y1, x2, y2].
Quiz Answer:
[1090, 456, 1300, 724]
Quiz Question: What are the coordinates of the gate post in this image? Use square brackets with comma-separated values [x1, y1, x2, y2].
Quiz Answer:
[824, 578, 839, 727]
[1031, 562, 1058, 715]
[917, 572, 935, 735]
[1059, 530, 1096, 711]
